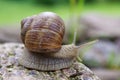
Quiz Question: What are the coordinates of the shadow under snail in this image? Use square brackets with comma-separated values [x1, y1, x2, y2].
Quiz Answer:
[18, 12, 97, 71]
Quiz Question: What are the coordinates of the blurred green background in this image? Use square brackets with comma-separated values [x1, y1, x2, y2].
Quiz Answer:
[0, 0, 120, 25]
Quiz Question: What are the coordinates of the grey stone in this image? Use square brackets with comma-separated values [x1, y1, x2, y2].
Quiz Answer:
[0, 43, 100, 80]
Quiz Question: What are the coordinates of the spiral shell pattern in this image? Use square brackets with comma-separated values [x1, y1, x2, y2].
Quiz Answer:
[21, 12, 65, 53]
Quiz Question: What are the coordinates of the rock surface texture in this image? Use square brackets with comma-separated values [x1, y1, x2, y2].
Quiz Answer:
[0, 43, 100, 80]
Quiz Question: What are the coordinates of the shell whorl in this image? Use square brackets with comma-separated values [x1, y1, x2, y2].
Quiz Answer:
[21, 12, 65, 53]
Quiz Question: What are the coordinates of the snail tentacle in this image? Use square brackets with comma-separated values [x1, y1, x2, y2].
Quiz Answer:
[75, 40, 98, 49]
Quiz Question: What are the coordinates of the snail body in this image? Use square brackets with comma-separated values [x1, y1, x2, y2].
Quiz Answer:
[19, 12, 97, 71]
[19, 44, 77, 70]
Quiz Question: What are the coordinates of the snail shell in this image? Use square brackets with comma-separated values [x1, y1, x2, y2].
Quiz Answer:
[19, 12, 97, 71]
[21, 12, 65, 53]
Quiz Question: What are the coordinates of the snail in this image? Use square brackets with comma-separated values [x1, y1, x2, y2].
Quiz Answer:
[18, 12, 97, 71]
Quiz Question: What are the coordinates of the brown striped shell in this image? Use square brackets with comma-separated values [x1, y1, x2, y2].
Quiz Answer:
[21, 12, 65, 53]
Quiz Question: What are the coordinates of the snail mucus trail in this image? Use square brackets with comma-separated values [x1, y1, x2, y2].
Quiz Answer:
[18, 12, 97, 71]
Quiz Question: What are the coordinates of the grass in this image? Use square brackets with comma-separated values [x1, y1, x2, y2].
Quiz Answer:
[84, 3, 120, 15]
[0, 1, 120, 25]
[0, 1, 69, 25]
